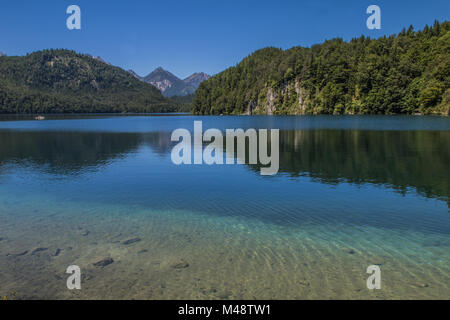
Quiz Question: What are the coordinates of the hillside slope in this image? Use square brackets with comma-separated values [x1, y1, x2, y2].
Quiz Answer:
[0, 50, 179, 114]
[193, 21, 450, 115]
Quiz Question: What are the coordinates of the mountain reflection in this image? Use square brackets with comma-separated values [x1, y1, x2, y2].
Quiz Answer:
[0, 131, 143, 175]
[0, 129, 448, 202]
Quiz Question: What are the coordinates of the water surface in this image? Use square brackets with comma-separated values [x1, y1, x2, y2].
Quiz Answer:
[0, 115, 449, 299]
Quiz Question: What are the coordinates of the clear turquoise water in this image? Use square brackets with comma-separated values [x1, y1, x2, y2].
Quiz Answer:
[0, 115, 449, 299]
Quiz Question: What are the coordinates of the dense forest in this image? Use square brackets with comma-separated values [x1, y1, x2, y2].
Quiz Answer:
[193, 21, 450, 115]
[0, 49, 180, 114]
[170, 94, 195, 112]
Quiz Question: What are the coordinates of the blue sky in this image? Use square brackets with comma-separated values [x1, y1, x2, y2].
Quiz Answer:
[0, 0, 448, 78]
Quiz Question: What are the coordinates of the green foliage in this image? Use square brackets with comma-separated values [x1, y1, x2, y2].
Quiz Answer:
[169, 94, 194, 112]
[0, 49, 181, 114]
[193, 21, 450, 115]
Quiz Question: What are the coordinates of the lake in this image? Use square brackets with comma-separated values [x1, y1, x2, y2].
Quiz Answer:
[0, 115, 449, 299]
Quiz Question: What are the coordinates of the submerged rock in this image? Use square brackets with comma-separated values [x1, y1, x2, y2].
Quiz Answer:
[31, 247, 48, 255]
[7, 250, 28, 257]
[344, 248, 356, 255]
[171, 260, 189, 269]
[93, 257, 114, 268]
[122, 238, 141, 245]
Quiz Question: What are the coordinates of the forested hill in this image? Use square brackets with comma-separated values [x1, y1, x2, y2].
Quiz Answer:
[0, 49, 180, 114]
[193, 21, 450, 116]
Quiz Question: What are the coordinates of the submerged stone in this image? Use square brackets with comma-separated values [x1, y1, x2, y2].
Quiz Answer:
[122, 238, 141, 245]
[31, 247, 48, 255]
[93, 257, 114, 267]
[7, 250, 28, 257]
[344, 248, 356, 255]
[171, 260, 189, 269]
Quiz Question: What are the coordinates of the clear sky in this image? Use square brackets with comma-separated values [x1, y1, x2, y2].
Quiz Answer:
[0, 0, 448, 78]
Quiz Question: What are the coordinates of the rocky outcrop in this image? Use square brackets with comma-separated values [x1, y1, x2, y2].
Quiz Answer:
[152, 78, 173, 92]
[294, 79, 309, 114]
[251, 79, 309, 115]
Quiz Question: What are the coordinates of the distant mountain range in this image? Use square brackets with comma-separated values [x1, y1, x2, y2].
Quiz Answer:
[128, 67, 210, 97]
[1, 49, 208, 98]
[0, 49, 181, 114]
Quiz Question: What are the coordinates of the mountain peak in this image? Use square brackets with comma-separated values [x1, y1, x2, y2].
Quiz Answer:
[184, 72, 211, 88]
[143, 67, 181, 93]
[140, 67, 210, 97]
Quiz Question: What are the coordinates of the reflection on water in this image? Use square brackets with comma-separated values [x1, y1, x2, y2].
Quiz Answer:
[0, 115, 449, 300]
[265, 130, 449, 202]
[1, 128, 448, 202]
[0, 131, 142, 174]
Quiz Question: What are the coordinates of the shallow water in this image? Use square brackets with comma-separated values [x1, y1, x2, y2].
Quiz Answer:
[0, 115, 449, 299]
